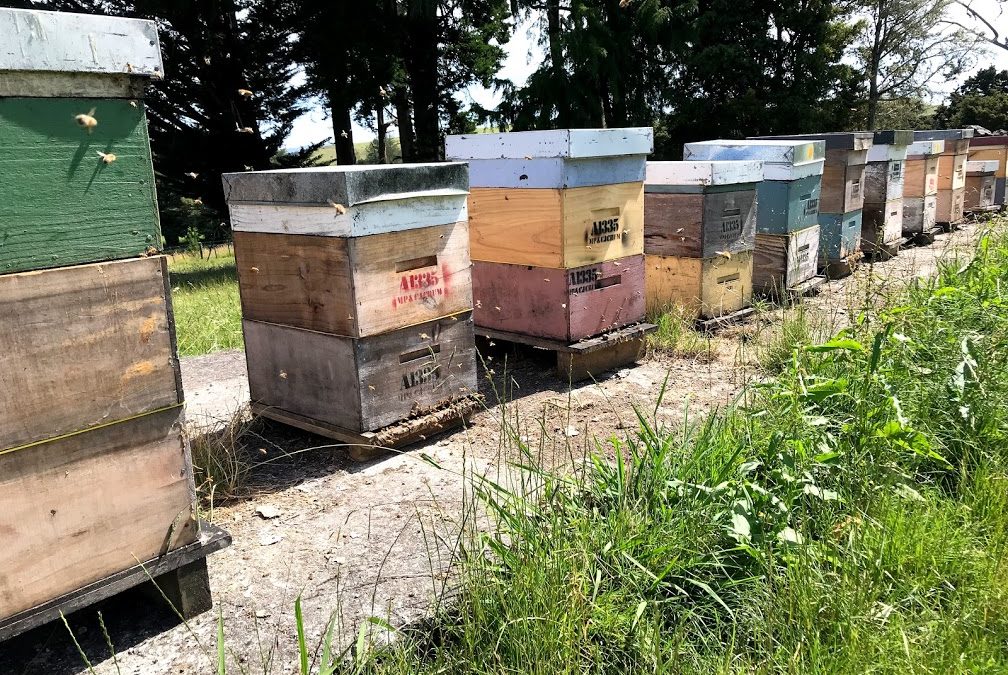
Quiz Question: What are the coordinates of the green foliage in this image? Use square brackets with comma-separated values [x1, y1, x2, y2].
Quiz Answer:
[167, 251, 243, 356]
[936, 66, 1008, 132]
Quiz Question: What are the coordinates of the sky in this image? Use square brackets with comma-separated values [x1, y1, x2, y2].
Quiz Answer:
[285, 2, 1008, 151]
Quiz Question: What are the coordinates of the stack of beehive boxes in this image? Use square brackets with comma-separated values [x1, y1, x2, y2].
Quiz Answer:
[862, 130, 913, 258]
[223, 165, 477, 436]
[965, 160, 998, 212]
[683, 140, 823, 296]
[642, 161, 761, 319]
[968, 135, 1007, 207]
[902, 139, 943, 240]
[0, 9, 199, 623]
[444, 128, 651, 344]
[753, 133, 873, 276]
[915, 129, 973, 228]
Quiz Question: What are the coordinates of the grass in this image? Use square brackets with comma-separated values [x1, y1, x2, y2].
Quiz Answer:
[167, 248, 243, 356]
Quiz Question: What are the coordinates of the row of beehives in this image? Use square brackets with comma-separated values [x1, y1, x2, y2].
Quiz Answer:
[221, 127, 1008, 441]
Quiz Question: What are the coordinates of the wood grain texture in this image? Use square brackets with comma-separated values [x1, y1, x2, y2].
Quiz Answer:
[818, 211, 862, 262]
[468, 183, 644, 267]
[645, 188, 756, 258]
[821, 150, 867, 213]
[227, 195, 468, 238]
[0, 8, 162, 78]
[472, 257, 645, 342]
[861, 198, 903, 252]
[863, 160, 904, 203]
[755, 176, 821, 234]
[938, 152, 968, 191]
[244, 314, 477, 433]
[0, 97, 161, 274]
[0, 72, 147, 99]
[0, 406, 197, 621]
[0, 256, 181, 452]
[645, 251, 753, 319]
[901, 196, 937, 236]
[752, 226, 820, 294]
[936, 187, 965, 224]
[645, 160, 763, 186]
[903, 156, 940, 197]
[964, 175, 995, 210]
[967, 146, 1007, 178]
[233, 222, 472, 337]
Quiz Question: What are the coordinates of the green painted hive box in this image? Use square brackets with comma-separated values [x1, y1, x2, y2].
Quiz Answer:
[818, 210, 862, 263]
[755, 175, 821, 235]
[0, 8, 163, 275]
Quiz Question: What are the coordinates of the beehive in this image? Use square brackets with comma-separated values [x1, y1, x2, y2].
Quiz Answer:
[224, 164, 477, 434]
[861, 130, 912, 255]
[0, 8, 201, 624]
[968, 135, 1007, 206]
[914, 129, 973, 226]
[749, 132, 873, 268]
[446, 128, 651, 342]
[645, 252, 753, 317]
[643, 160, 760, 317]
[965, 160, 998, 212]
[903, 139, 944, 237]
[683, 139, 824, 293]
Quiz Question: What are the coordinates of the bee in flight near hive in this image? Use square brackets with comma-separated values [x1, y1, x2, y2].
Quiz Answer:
[75, 108, 98, 132]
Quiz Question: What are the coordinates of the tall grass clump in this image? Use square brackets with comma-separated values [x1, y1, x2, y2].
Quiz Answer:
[168, 250, 243, 356]
[347, 225, 1008, 674]
[647, 303, 711, 359]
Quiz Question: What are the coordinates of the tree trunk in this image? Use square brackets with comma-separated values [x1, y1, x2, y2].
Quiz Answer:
[393, 86, 416, 161]
[546, 0, 567, 126]
[403, 4, 440, 161]
[866, 0, 885, 130]
[329, 88, 357, 165]
[377, 104, 388, 164]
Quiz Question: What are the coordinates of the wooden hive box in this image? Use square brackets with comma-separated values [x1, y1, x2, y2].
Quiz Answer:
[682, 139, 825, 235]
[472, 257, 645, 342]
[902, 195, 937, 237]
[968, 135, 1007, 205]
[753, 225, 820, 295]
[964, 160, 997, 211]
[445, 128, 653, 268]
[244, 313, 478, 433]
[0, 256, 197, 621]
[0, 8, 164, 275]
[645, 251, 753, 319]
[818, 211, 862, 264]
[915, 130, 972, 227]
[936, 187, 965, 225]
[862, 131, 912, 253]
[231, 222, 472, 338]
[643, 160, 761, 258]
[903, 140, 943, 198]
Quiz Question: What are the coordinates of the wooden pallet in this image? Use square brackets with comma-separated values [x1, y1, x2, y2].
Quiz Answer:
[251, 396, 482, 462]
[477, 323, 657, 383]
[695, 306, 756, 333]
[864, 239, 901, 262]
[911, 225, 943, 246]
[0, 522, 230, 643]
[766, 274, 829, 304]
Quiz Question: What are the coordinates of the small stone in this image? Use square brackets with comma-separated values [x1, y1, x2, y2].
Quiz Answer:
[255, 505, 281, 520]
[563, 426, 579, 437]
[259, 531, 283, 546]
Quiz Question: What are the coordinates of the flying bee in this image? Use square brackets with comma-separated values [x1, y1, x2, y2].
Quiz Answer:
[328, 200, 347, 214]
[75, 108, 98, 131]
[96, 151, 117, 164]
[237, 88, 254, 98]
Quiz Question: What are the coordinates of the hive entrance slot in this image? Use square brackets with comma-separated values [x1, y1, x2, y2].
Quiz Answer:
[396, 255, 438, 273]
[596, 274, 621, 289]
[400, 344, 441, 364]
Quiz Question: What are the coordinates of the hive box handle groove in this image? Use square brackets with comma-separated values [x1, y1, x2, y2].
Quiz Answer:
[396, 255, 439, 273]
[400, 344, 442, 364]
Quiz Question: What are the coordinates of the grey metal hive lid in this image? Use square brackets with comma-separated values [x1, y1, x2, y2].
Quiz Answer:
[222, 163, 470, 206]
[683, 139, 825, 164]
[748, 132, 874, 151]
[913, 128, 975, 141]
[872, 130, 914, 146]
[0, 8, 162, 78]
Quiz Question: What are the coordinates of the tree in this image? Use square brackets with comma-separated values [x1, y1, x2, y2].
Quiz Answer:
[855, 0, 978, 129]
[949, 0, 1008, 53]
[935, 66, 1008, 131]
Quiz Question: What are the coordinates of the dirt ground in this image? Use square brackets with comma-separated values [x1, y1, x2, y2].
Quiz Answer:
[0, 224, 984, 674]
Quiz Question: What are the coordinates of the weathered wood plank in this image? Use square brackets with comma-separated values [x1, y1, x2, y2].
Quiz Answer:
[964, 174, 995, 211]
[0, 97, 160, 274]
[562, 182, 645, 267]
[472, 257, 645, 342]
[244, 314, 477, 433]
[938, 152, 968, 191]
[968, 146, 1007, 179]
[644, 188, 757, 258]
[645, 251, 753, 319]
[465, 156, 645, 189]
[936, 187, 965, 225]
[821, 149, 867, 214]
[752, 226, 820, 295]
[0, 406, 197, 622]
[644, 160, 762, 187]
[818, 211, 862, 263]
[445, 128, 654, 160]
[903, 156, 940, 198]
[233, 222, 472, 337]
[863, 160, 905, 203]
[902, 195, 937, 237]
[861, 198, 903, 254]
[0, 71, 148, 98]
[0, 8, 162, 79]
[0, 256, 181, 452]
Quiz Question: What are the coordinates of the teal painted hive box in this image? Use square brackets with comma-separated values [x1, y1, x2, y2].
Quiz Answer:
[0, 8, 163, 275]
[755, 175, 821, 235]
[818, 210, 862, 263]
